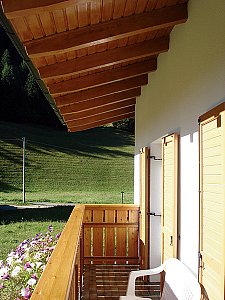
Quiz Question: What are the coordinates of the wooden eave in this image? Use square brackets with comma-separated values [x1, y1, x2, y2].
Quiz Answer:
[1, 0, 189, 132]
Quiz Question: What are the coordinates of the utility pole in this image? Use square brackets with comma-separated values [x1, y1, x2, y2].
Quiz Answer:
[22, 137, 26, 203]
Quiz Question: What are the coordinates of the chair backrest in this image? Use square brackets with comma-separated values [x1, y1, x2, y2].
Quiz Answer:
[161, 258, 201, 300]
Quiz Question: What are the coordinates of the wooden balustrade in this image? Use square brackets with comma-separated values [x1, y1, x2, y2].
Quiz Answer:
[83, 204, 139, 264]
[30, 204, 139, 300]
[31, 205, 85, 300]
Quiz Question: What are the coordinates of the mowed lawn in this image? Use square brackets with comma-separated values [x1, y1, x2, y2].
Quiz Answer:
[0, 122, 134, 204]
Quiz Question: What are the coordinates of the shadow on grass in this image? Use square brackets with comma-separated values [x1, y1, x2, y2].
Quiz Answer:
[0, 123, 134, 160]
[0, 206, 74, 224]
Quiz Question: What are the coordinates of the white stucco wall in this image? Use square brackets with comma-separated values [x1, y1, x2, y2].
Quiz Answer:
[149, 142, 162, 281]
[134, 0, 225, 276]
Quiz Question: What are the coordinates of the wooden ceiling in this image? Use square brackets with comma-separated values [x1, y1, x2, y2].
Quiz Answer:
[1, 0, 188, 132]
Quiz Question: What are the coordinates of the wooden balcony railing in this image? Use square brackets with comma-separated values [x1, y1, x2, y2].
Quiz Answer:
[83, 204, 139, 264]
[31, 204, 139, 300]
[31, 204, 85, 300]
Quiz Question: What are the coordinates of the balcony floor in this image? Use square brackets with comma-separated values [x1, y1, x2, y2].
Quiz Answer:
[82, 264, 160, 299]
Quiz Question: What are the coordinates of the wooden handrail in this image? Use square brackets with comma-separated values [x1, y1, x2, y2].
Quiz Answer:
[31, 205, 85, 300]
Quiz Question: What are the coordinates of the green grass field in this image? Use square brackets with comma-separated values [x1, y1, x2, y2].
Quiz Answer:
[0, 121, 134, 204]
[0, 206, 73, 261]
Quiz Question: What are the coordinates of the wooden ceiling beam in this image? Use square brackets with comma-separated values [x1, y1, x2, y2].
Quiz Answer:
[55, 75, 147, 107]
[60, 88, 141, 114]
[23, 4, 187, 57]
[39, 37, 169, 79]
[67, 106, 135, 128]
[63, 98, 136, 122]
[68, 112, 135, 133]
[49, 59, 156, 95]
[2, 0, 91, 18]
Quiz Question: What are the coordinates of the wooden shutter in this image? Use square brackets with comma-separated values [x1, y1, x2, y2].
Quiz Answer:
[161, 133, 178, 262]
[139, 147, 150, 269]
[199, 104, 225, 300]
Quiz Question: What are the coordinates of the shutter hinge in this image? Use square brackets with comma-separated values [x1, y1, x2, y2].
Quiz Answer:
[198, 252, 204, 269]
[149, 155, 162, 161]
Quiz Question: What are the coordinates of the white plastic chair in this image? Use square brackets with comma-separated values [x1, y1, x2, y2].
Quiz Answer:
[120, 258, 201, 300]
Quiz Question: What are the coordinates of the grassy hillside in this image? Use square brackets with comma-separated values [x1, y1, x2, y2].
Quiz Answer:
[0, 122, 134, 204]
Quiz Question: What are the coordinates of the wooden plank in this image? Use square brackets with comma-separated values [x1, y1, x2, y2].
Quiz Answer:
[23, 4, 187, 57]
[93, 210, 104, 257]
[39, 37, 169, 79]
[48, 59, 156, 94]
[101, 0, 113, 22]
[128, 227, 138, 257]
[59, 88, 141, 114]
[66, 105, 135, 128]
[105, 209, 115, 258]
[2, 0, 92, 18]
[116, 210, 127, 257]
[84, 204, 139, 211]
[10, 17, 33, 42]
[62, 98, 136, 122]
[54, 75, 147, 106]
[84, 223, 138, 228]
[83, 209, 92, 258]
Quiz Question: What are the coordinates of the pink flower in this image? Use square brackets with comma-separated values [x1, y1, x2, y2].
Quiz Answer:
[31, 273, 37, 280]
[2, 273, 10, 280]
[24, 262, 31, 270]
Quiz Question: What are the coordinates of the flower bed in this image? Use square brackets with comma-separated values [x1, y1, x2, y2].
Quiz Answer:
[0, 225, 61, 300]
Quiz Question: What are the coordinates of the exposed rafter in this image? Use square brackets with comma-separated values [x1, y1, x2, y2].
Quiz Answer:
[49, 59, 156, 95]
[59, 88, 141, 115]
[55, 75, 148, 107]
[39, 37, 169, 79]
[67, 106, 135, 128]
[68, 112, 135, 132]
[63, 98, 136, 122]
[23, 4, 187, 57]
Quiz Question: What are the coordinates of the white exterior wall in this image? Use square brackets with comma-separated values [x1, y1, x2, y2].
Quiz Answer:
[149, 142, 162, 282]
[134, 0, 225, 276]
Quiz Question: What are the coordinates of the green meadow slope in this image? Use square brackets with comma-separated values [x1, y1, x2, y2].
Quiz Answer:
[0, 122, 134, 204]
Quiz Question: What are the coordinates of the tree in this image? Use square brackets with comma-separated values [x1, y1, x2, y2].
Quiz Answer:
[1, 49, 16, 85]
[112, 117, 135, 133]
[0, 28, 63, 128]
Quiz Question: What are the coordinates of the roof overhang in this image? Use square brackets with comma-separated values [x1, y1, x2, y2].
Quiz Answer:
[0, 0, 188, 132]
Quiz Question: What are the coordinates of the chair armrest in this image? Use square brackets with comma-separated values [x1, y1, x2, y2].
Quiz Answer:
[126, 264, 165, 296]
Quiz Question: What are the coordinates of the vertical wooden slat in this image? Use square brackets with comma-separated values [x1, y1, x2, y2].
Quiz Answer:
[83, 209, 92, 262]
[161, 133, 178, 262]
[128, 209, 139, 258]
[93, 209, 104, 258]
[199, 107, 225, 300]
[139, 147, 150, 269]
[116, 210, 127, 259]
[105, 209, 115, 261]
